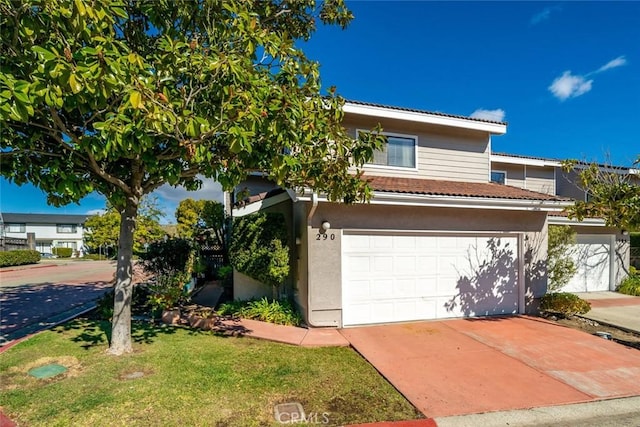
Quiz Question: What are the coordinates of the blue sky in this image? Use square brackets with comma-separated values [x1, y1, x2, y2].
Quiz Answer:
[2, 1, 638, 220]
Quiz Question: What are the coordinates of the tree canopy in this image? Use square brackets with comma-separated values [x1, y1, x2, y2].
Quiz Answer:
[563, 157, 640, 231]
[1, 0, 381, 354]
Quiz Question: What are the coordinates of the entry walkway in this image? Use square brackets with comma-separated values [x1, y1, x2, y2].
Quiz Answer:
[576, 292, 640, 334]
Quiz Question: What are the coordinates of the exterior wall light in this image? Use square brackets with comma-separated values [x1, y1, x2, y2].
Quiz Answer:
[321, 221, 331, 232]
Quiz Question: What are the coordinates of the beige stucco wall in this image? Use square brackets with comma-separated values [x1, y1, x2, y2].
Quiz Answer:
[343, 115, 491, 183]
[304, 201, 549, 326]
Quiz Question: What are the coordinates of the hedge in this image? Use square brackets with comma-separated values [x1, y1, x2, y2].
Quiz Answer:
[52, 247, 73, 258]
[0, 250, 41, 267]
[229, 212, 289, 289]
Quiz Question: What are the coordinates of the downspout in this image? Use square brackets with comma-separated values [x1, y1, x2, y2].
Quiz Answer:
[306, 192, 318, 326]
[307, 192, 319, 225]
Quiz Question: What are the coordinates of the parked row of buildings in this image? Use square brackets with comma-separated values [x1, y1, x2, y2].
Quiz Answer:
[0, 213, 87, 256]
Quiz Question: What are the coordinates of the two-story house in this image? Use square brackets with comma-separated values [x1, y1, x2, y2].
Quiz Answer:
[0, 212, 88, 256]
[491, 153, 634, 293]
[233, 100, 587, 328]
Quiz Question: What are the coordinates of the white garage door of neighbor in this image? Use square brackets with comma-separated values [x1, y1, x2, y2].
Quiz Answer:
[561, 235, 611, 293]
[342, 232, 520, 326]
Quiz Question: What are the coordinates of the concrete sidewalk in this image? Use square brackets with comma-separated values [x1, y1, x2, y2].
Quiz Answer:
[215, 317, 350, 347]
[576, 292, 640, 334]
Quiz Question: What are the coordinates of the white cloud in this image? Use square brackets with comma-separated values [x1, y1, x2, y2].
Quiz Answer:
[86, 208, 106, 216]
[548, 56, 627, 101]
[470, 108, 506, 122]
[595, 56, 627, 73]
[530, 5, 561, 25]
[548, 71, 593, 101]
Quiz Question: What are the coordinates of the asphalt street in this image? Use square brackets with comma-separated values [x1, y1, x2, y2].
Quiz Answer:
[0, 260, 116, 345]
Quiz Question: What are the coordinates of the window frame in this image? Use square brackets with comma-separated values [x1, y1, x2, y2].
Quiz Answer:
[56, 224, 78, 234]
[4, 223, 26, 233]
[490, 170, 508, 185]
[358, 129, 419, 171]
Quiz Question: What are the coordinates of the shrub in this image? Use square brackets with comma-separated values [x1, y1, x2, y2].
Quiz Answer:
[95, 285, 152, 320]
[83, 253, 109, 261]
[229, 212, 289, 293]
[218, 297, 302, 326]
[547, 225, 577, 292]
[146, 272, 190, 315]
[540, 292, 591, 316]
[52, 247, 73, 258]
[0, 250, 41, 267]
[617, 266, 640, 296]
[140, 237, 192, 276]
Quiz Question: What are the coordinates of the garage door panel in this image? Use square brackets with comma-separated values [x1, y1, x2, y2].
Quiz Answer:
[343, 233, 519, 326]
[560, 235, 611, 293]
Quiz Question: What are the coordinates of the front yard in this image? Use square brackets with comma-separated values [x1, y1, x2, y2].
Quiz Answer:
[0, 319, 421, 426]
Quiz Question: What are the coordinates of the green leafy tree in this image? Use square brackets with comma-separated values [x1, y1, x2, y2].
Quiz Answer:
[85, 197, 165, 255]
[547, 225, 577, 292]
[84, 210, 120, 256]
[563, 157, 640, 230]
[1, 1, 382, 354]
[175, 198, 203, 240]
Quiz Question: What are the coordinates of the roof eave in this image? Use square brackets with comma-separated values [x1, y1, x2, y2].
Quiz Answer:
[343, 103, 507, 135]
[491, 153, 562, 167]
[296, 189, 571, 212]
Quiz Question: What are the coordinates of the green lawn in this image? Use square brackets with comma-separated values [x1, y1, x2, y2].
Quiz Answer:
[0, 320, 421, 426]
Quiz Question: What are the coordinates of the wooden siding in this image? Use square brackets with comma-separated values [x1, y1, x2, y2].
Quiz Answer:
[344, 115, 491, 183]
[526, 166, 555, 195]
[492, 162, 525, 189]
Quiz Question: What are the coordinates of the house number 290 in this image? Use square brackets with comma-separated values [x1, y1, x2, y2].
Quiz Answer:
[316, 233, 335, 241]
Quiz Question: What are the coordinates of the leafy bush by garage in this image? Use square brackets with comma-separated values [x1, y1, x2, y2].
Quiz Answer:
[217, 297, 302, 326]
[540, 292, 591, 316]
[0, 250, 41, 267]
[617, 266, 640, 296]
[229, 212, 289, 294]
[52, 247, 73, 258]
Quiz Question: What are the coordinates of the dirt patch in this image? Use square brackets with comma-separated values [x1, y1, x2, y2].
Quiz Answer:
[541, 313, 640, 350]
[0, 356, 82, 391]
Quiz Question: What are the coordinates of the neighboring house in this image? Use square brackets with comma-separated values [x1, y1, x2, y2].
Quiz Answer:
[233, 100, 583, 328]
[491, 153, 635, 293]
[0, 212, 87, 256]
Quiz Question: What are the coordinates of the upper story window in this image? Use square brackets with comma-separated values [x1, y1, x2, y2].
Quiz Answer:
[57, 224, 77, 233]
[362, 131, 417, 169]
[4, 223, 26, 233]
[491, 170, 506, 185]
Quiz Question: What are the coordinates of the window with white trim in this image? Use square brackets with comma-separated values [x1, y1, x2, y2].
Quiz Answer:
[362, 131, 417, 169]
[491, 170, 506, 185]
[57, 224, 77, 233]
[5, 223, 26, 232]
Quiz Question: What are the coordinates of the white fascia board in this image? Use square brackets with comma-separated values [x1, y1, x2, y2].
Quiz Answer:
[491, 154, 561, 168]
[296, 190, 572, 212]
[232, 191, 291, 217]
[547, 215, 607, 227]
[343, 103, 507, 135]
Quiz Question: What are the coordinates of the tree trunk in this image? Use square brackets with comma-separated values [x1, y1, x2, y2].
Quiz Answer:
[107, 196, 139, 355]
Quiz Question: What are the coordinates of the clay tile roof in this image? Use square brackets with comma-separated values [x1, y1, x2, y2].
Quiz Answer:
[366, 176, 566, 201]
[346, 99, 507, 125]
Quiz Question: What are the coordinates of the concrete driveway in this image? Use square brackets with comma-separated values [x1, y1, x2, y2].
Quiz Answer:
[340, 316, 640, 418]
[577, 292, 640, 334]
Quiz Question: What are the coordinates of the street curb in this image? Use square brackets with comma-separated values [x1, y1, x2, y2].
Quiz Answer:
[0, 264, 58, 273]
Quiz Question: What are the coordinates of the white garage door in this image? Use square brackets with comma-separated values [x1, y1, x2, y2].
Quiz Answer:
[342, 232, 520, 326]
[561, 235, 611, 293]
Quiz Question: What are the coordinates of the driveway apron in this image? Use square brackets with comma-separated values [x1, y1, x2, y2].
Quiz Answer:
[340, 316, 640, 418]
